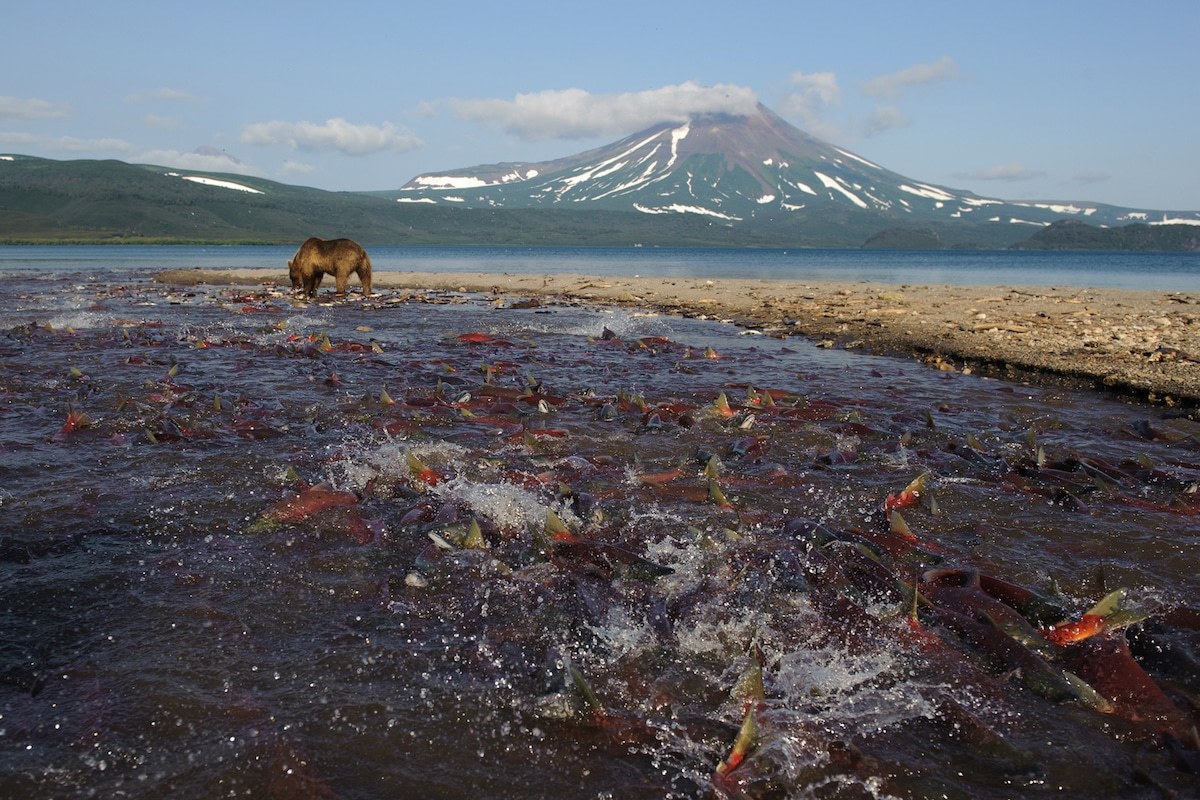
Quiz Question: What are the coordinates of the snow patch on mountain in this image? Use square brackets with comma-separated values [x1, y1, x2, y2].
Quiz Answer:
[834, 147, 882, 170]
[784, 179, 817, 196]
[591, 159, 664, 200]
[990, 216, 1049, 226]
[667, 122, 689, 168]
[899, 183, 956, 202]
[412, 175, 490, 189]
[814, 171, 868, 209]
[169, 173, 263, 194]
[1012, 201, 1099, 216]
[634, 203, 741, 221]
[548, 128, 670, 200]
[411, 167, 540, 191]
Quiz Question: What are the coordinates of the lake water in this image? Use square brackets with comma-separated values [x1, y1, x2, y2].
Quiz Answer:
[1, 249, 1198, 798]
[1, 244, 1198, 291]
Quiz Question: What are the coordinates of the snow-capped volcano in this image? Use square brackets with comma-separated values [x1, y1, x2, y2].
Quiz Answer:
[392, 104, 1197, 231]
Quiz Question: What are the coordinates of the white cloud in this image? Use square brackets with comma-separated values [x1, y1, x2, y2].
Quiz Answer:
[781, 59, 960, 141]
[125, 87, 201, 104]
[449, 82, 759, 140]
[863, 56, 960, 99]
[778, 72, 843, 141]
[0, 131, 132, 152]
[136, 147, 265, 177]
[240, 117, 421, 155]
[862, 104, 910, 137]
[956, 162, 1046, 181]
[0, 95, 69, 120]
[786, 71, 841, 107]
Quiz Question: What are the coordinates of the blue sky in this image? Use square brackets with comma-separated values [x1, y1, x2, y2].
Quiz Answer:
[3, 1, 1197, 210]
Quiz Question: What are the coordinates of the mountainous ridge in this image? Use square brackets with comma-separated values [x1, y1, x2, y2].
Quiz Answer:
[0, 154, 830, 247]
[2, 104, 1198, 249]
[393, 104, 1200, 236]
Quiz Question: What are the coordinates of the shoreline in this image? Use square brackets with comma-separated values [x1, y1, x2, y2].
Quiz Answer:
[154, 268, 1200, 410]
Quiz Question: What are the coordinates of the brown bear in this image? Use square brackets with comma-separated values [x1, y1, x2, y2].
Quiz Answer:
[288, 237, 372, 297]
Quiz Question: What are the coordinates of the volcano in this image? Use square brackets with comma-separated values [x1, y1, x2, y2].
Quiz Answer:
[391, 104, 1196, 239]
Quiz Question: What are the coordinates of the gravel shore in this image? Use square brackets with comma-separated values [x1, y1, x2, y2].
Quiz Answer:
[155, 268, 1200, 410]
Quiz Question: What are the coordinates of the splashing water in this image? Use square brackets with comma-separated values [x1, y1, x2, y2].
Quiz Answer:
[1, 272, 1197, 799]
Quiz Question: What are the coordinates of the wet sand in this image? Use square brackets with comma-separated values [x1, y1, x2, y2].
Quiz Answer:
[155, 268, 1200, 408]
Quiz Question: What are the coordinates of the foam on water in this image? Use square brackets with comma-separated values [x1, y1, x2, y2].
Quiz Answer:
[774, 644, 933, 731]
[497, 306, 674, 342]
[434, 476, 566, 534]
[331, 435, 469, 492]
[675, 614, 765, 663]
[586, 605, 658, 660]
[43, 310, 114, 331]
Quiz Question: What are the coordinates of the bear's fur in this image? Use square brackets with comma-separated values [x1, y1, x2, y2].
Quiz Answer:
[288, 237, 372, 297]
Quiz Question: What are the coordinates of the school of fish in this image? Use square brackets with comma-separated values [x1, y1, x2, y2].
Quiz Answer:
[1, 273, 1198, 799]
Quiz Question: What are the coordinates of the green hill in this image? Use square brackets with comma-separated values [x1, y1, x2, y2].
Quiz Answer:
[3, 154, 1193, 251]
[0, 154, 817, 246]
[0, 154, 1033, 248]
[1012, 219, 1200, 252]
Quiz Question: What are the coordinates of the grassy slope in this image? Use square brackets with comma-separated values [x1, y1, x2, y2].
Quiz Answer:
[0, 155, 1148, 249]
[1013, 219, 1200, 251]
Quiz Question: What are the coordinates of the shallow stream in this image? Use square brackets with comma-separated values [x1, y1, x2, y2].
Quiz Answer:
[1, 273, 1197, 798]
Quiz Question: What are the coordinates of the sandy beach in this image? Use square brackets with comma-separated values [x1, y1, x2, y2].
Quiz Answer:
[155, 268, 1200, 409]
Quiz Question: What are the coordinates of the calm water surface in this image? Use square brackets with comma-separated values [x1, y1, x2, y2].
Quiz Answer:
[0, 261, 1198, 798]
[1, 244, 1198, 290]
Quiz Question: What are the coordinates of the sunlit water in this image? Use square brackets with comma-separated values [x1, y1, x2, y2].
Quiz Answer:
[1, 268, 1198, 798]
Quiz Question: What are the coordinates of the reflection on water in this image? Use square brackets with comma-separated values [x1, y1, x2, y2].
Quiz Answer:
[1, 272, 1197, 798]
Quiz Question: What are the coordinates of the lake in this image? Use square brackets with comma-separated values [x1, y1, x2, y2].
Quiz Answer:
[1, 244, 1198, 291]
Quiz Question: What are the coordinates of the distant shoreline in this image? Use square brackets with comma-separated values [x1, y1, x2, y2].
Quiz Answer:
[156, 267, 1200, 409]
[4, 235, 1199, 253]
